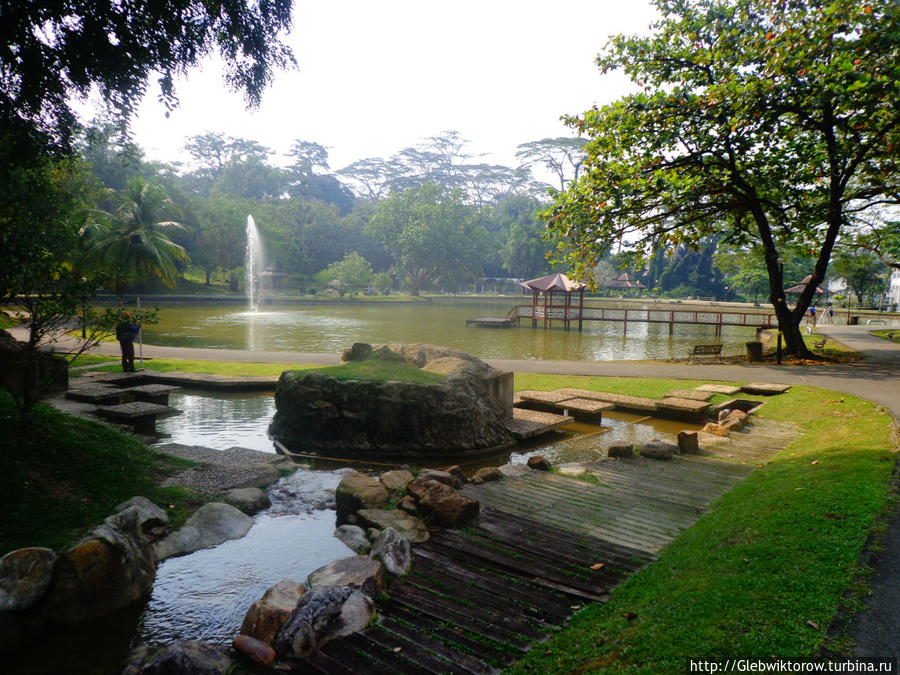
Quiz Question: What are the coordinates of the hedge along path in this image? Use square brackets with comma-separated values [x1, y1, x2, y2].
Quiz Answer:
[290, 415, 800, 674]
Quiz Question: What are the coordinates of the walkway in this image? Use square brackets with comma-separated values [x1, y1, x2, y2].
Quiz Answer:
[10, 324, 900, 657]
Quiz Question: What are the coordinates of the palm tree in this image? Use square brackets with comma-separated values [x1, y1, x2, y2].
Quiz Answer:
[88, 177, 189, 291]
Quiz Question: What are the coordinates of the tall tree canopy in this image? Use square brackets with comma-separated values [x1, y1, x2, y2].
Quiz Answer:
[546, 0, 899, 355]
[1, 0, 296, 149]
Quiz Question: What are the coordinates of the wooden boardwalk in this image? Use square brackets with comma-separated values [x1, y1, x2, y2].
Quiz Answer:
[292, 418, 800, 673]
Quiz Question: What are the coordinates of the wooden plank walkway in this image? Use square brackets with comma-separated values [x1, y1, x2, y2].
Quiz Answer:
[291, 418, 800, 673]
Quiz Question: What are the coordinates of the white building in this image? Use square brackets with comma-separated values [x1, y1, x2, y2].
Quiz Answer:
[888, 268, 900, 309]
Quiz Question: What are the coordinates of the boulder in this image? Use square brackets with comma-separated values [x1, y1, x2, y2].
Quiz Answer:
[607, 443, 634, 459]
[470, 466, 503, 484]
[356, 509, 430, 543]
[639, 441, 676, 461]
[335, 472, 389, 525]
[153, 503, 253, 561]
[725, 409, 750, 431]
[269, 344, 514, 459]
[397, 495, 419, 514]
[0, 547, 56, 612]
[240, 579, 306, 645]
[369, 527, 412, 576]
[275, 586, 376, 658]
[223, 487, 271, 514]
[526, 455, 551, 471]
[416, 469, 462, 490]
[114, 497, 169, 530]
[233, 634, 276, 665]
[444, 465, 469, 485]
[334, 525, 371, 555]
[47, 508, 155, 622]
[307, 556, 386, 597]
[701, 422, 730, 437]
[379, 469, 414, 492]
[408, 479, 479, 528]
[122, 640, 236, 675]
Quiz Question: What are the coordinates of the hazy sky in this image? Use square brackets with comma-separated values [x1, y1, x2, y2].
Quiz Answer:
[113, 1, 659, 172]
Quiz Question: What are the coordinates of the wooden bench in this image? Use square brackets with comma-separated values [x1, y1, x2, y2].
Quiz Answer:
[687, 344, 723, 361]
[812, 337, 828, 351]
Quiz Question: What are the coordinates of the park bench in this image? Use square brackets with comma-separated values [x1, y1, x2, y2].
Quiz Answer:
[687, 344, 724, 362]
[813, 337, 828, 351]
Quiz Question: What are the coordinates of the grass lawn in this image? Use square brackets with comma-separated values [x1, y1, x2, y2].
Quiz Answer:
[85, 357, 327, 378]
[0, 392, 207, 554]
[870, 329, 900, 345]
[509, 374, 897, 672]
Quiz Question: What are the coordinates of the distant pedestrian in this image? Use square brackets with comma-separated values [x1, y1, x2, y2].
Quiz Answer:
[116, 314, 141, 372]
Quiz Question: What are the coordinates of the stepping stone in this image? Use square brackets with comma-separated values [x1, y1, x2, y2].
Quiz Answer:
[65, 384, 133, 405]
[559, 398, 615, 422]
[740, 382, 791, 395]
[508, 408, 573, 439]
[126, 384, 181, 405]
[516, 390, 578, 404]
[555, 388, 659, 413]
[665, 389, 713, 401]
[695, 384, 741, 395]
[656, 397, 711, 423]
[95, 402, 178, 433]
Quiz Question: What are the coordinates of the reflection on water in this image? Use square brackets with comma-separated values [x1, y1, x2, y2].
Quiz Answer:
[143, 300, 757, 361]
[154, 392, 276, 453]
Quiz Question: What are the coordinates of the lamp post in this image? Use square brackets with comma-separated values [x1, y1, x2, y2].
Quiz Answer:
[80, 277, 88, 341]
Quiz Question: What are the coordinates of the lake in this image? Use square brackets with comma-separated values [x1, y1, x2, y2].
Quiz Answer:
[140, 298, 756, 361]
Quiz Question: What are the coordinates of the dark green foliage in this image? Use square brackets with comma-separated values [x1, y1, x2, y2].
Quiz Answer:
[0, 392, 199, 553]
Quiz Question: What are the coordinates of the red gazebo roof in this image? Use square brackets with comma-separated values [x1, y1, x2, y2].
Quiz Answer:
[604, 272, 646, 289]
[519, 273, 586, 292]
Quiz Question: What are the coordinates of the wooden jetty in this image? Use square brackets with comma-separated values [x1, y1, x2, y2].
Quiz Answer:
[291, 418, 800, 673]
[465, 316, 517, 328]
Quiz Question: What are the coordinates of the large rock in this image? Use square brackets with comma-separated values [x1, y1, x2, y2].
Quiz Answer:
[122, 640, 236, 675]
[369, 527, 412, 576]
[274, 585, 376, 658]
[356, 509, 430, 543]
[470, 466, 503, 484]
[307, 556, 386, 597]
[153, 503, 253, 561]
[0, 547, 56, 612]
[335, 471, 390, 525]
[334, 525, 371, 555]
[240, 579, 306, 644]
[379, 469, 414, 492]
[223, 487, 271, 514]
[407, 477, 479, 528]
[114, 497, 169, 530]
[269, 344, 514, 458]
[640, 441, 677, 461]
[46, 508, 155, 622]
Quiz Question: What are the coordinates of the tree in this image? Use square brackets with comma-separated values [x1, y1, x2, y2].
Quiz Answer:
[831, 250, 889, 306]
[515, 137, 588, 191]
[493, 194, 553, 280]
[319, 252, 373, 296]
[545, 0, 900, 356]
[367, 184, 484, 295]
[1, 1, 296, 149]
[88, 177, 189, 290]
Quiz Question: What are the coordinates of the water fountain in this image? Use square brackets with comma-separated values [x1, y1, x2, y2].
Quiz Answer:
[245, 215, 264, 312]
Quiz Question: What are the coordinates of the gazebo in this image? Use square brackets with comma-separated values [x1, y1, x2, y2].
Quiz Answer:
[785, 274, 830, 299]
[604, 272, 646, 296]
[519, 273, 587, 331]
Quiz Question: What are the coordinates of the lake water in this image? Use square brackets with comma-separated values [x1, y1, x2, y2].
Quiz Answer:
[140, 299, 757, 361]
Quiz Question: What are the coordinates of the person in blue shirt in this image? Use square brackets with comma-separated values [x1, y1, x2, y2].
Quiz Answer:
[115, 314, 141, 372]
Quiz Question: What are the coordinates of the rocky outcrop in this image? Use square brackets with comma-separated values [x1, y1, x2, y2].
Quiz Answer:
[46, 507, 155, 622]
[640, 440, 678, 461]
[274, 585, 376, 658]
[223, 487, 271, 514]
[608, 443, 635, 458]
[269, 343, 514, 458]
[334, 525, 371, 554]
[153, 502, 253, 561]
[470, 466, 503, 484]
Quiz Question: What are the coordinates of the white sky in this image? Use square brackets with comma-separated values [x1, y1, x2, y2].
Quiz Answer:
[116, 0, 659, 172]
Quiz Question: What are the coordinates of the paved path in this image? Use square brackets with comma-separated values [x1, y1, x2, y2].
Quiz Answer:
[12, 324, 900, 656]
